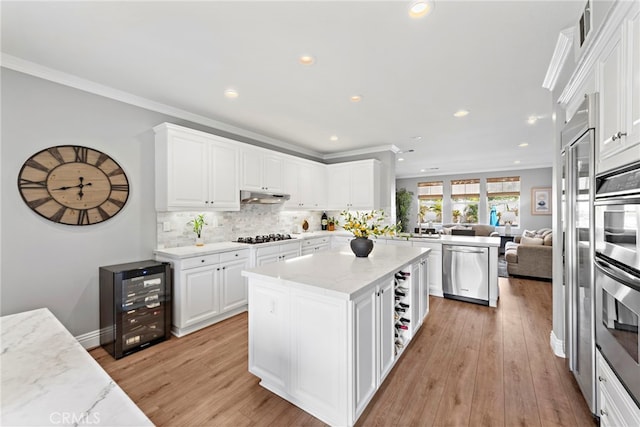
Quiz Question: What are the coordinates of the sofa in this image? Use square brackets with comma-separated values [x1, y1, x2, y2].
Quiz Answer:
[441, 224, 499, 237]
[504, 228, 553, 280]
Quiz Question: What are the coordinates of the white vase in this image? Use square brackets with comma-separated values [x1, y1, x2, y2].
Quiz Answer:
[196, 236, 204, 246]
[505, 223, 512, 235]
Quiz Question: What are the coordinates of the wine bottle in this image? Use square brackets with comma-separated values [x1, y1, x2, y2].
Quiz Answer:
[397, 302, 409, 308]
[395, 290, 405, 297]
[321, 212, 328, 230]
[399, 317, 411, 323]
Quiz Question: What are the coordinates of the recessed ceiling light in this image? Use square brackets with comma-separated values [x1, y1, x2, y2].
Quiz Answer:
[409, 1, 434, 18]
[398, 158, 405, 162]
[298, 55, 315, 65]
[519, 142, 529, 147]
[420, 169, 426, 172]
[514, 160, 521, 164]
[527, 116, 538, 125]
[330, 135, 339, 142]
[412, 136, 423, 141]
[453, 109, 469, 118]
[430, 167, 440, 170]
[224, 88, 239, 99]
[350, 95, 362, 103]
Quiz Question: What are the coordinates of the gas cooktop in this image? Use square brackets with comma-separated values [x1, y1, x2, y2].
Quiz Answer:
[235, 234, 294, 244]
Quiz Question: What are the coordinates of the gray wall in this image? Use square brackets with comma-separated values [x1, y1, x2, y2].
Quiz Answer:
[1, 69, 164, 335]
[396, 167, 553, 233]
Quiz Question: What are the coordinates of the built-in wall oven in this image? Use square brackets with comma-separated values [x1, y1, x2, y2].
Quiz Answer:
[594, 162, 640, 408]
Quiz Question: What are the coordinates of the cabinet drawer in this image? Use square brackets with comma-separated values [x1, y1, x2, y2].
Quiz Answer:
[303, 237, 329, 247]
[597, 351, 640, 426]
[181, 254, 220, 269]
[220, 249, 249, 262]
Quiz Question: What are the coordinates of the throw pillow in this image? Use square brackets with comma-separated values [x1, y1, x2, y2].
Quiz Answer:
[523, 229, 537, 238]
[521, 236, 544, 245]
[543, 234, 553, 246]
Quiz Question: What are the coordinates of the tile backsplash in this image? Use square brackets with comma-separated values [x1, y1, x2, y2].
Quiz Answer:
[156, 205, 341, 248]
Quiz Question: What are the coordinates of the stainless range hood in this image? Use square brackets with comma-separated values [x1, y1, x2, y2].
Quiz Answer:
[240, 190, 290, 204]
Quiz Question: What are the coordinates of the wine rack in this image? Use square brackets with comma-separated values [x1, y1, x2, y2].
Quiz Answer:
[394, 269, 412, 357]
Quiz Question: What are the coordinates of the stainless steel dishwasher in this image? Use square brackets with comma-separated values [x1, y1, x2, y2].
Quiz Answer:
[442, 244, 489, 305]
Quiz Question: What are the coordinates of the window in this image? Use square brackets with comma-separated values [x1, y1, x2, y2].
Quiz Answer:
[418, 181, 443, 223]
[487, 176, 520, 226]
[451, 179, 480, 223]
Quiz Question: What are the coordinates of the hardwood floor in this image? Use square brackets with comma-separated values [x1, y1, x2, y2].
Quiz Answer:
[90, 277, 595, 426]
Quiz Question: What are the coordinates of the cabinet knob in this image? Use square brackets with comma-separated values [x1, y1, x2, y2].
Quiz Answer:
[235, 254, 238, 257]
[222, 266, 226, 270]
[216, 268, 220, 271]
[201, 259, 205, 263]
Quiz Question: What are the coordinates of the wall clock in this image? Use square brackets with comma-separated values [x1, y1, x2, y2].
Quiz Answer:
[17, 145, 130, 226]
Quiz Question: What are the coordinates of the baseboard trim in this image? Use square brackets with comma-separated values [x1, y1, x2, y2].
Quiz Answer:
[550, 330, 565, 358]
[75, 329, 101, 350]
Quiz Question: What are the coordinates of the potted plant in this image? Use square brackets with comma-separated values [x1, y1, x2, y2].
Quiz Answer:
[340, 210, 395, 257]
[327, 216, 338, 231]
[396, 188, 412, 233]
[188, 213, 207, 246]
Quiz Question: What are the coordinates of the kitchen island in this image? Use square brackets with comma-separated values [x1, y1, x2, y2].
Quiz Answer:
[242, 245, 430, 426]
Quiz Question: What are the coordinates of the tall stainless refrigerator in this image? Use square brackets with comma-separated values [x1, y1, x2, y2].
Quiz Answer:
[561, 93, 597, 414]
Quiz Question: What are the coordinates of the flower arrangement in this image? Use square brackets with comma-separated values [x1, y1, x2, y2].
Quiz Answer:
[340, 210, 396, 238]
[188, 213, 207, 238]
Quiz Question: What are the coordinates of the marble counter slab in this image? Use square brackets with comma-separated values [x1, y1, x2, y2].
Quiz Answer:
[154, 241, 251, 259]
[1, 308, 152, 427]
[242, 245, 429, 300]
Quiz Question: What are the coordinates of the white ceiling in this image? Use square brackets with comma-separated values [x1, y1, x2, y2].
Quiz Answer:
[1, 1, 584, 178]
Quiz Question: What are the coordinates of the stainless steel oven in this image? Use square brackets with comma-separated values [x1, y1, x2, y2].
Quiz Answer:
[594, 162, 640, 407]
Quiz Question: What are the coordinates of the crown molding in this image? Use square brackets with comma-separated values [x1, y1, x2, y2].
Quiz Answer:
[0, 53, 323, 159]
[542, 27, 574, 91]
[557, 0, 634, 106]
[322, 144, 400, 160]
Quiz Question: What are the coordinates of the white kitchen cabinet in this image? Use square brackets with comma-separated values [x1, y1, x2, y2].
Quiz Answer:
[596, 1, 640, 174]
[154, 123, 240, 211]
[410, 263, 421, 335]
[412, 240, 443, 297]
[419, 257, 430, 321]
[300, 236, 330, 255]
[241, 147, 284, 193]
[597, 350, 640, 427]
[352, 276, 395, 420]
[327, 159, 381, 211]
[155, 248, 249, 337]
[283, 159, 327, 210]
[254, 241, 301, 266]
[219, 252, 250, 312]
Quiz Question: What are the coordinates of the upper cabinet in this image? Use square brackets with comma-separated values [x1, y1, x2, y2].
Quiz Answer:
[596, 2, 640, 174]
[154, 123, 239, 211]
[240, 147, 284, 193]
[327, 159, 381, 211]
[283, 158, 327, 210]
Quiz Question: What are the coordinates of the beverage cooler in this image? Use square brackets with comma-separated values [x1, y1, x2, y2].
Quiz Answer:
[100, 260, 172, 359]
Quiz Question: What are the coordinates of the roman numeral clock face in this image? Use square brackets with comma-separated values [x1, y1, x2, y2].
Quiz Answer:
[18, 145, 130, 225]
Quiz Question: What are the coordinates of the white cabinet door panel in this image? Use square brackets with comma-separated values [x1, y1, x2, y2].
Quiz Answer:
[378, 279, 395, 383]
[220, 258, 249, 312]
[353, 289, 377, 419]
[167, 135, 209, 208]
[182, 267, 218, 326]
[210, 143, 239, 209]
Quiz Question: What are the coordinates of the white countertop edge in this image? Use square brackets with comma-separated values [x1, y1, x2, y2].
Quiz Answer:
[242, 246, 429, 300]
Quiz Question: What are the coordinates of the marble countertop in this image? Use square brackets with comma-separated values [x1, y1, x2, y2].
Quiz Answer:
[154, 241, 251, 259]
[1, 308, 152, 427]
[242, 245, 429, 300]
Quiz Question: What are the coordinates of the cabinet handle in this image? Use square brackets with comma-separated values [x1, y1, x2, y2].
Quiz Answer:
[216, 268, 220, 271]
[235, 253, 238, 257]
[201, 259, 205, 263]
[598, 375, 606, 382]
[612, 131, 628, 141]
[600, 409, 608, 417]
[222, 266, 226, 270]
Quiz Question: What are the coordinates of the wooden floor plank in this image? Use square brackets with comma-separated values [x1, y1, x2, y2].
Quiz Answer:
[90, 276, 595, 427]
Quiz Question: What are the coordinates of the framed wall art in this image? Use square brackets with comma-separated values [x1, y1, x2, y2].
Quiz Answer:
[531, 187, 552, 215]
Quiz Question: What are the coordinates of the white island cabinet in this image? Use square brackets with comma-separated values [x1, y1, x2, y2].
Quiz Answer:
[242, 245, 429, 426]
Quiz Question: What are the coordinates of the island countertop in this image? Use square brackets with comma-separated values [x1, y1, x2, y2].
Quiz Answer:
[241, 245, 429, 300]
[0, 308, 152, 427]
